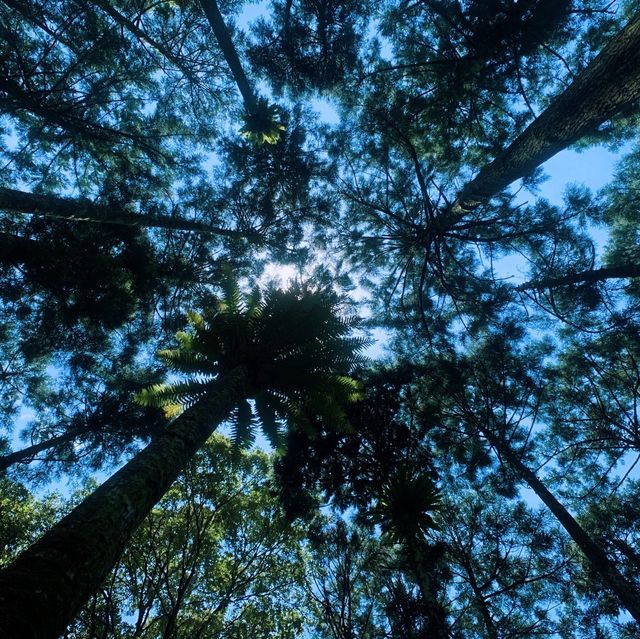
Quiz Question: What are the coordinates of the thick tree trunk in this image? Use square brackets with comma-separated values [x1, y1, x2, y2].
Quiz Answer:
[0, 187, 248, 238]
[482, 429, 640, 624]
[198, 0, 258, 114]
[517, 264, 640, 291]
[449, 10, 640, 218]
[0, 372, 246, 639]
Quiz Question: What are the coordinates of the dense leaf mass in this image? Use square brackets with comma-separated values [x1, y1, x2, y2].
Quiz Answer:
[2, 0, 640, 637]
[137, 277, 366, 445]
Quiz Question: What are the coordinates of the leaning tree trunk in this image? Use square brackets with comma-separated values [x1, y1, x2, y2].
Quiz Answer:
[448, 10, 640, 218]
[0, 371, 246, 639]
[0, 187, 250, 238]
[0, 428, 92, 474]
[482, 428, 640, 624]
[198, 0, 259, 115]
[517, 264, 640, 291]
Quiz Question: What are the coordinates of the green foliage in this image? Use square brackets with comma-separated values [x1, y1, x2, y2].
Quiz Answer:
[440, 488, 573, 638]
[368, 469, 441, 544]
[0, 478, 59, 568]
[304, 517, 393, 639]
[69, 436, 306, 639]
[3, 1, 640, 635]
[136, 277, 367, 446]
[240, 99, 287, 145]
[248, 0, 371, 95]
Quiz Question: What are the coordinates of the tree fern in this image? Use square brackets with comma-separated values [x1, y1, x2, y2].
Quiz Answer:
[239, 99, 286, 145]
[369, 469, 442, 544]
[136, 278, 368, 447]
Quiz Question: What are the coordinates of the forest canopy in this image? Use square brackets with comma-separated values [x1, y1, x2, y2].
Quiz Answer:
[1, 0, 640, 637]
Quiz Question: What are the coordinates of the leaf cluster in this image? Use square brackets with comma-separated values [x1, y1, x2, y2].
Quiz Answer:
[137, 277, 367, 447]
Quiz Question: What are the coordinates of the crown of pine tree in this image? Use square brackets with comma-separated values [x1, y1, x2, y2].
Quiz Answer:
[136, 278, 368, 447]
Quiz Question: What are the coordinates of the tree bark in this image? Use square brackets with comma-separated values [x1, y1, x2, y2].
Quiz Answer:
[89, 0, 194, 78]
[198, 0, 258, 114]
[449, 10, 640, 218]
[0, 187, 251, 238]
[482, 429, 640, 624]
[517, 264, 640, 291]
[0, 371, 246, 639]
[407, 540, 450, 639]
[0, 429, 90, 473]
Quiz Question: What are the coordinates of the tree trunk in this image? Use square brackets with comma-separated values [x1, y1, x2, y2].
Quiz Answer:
[90, 0, 193, 78]
[0, 187, 250, 238]
[482, 429, 640, 624]
[449, 10, 640, 218]
[0, 429, 91, 473]
[517, 264, 640, 291]
[0, 371, 246, 639]
[198, 0, 258, 114]
[458, 556, 499, 639]
[407, 539, 450, 639]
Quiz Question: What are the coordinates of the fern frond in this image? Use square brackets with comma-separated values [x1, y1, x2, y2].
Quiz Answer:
[245, 286, 262, 320]
[239, 100, 286, 145]
[254, 392, 282, 449]
[162, 403, 183, 419]
[186, 310, 205, 330]
[134, 381, 208, 411]
[135, 383, 173, 407]
[219, 276, 243, 315]
[232, 399, 256, 448]
[156, 349, 217, 375]
[140, 276, 366, 447]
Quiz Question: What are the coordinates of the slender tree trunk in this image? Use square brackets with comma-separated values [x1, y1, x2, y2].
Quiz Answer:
[0, 429, 91, 473]
[89, 0, 193, 78]
[198, 0, 258, 114]
[407, 540, 450, 639]
[458, 556, 499, 639]
[0, 371, 246, 639]
[482, 429, 640, 624]
[448, 10, 640, 218]
[0, 187, 251, 238]
[517, 264, 640, 291]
